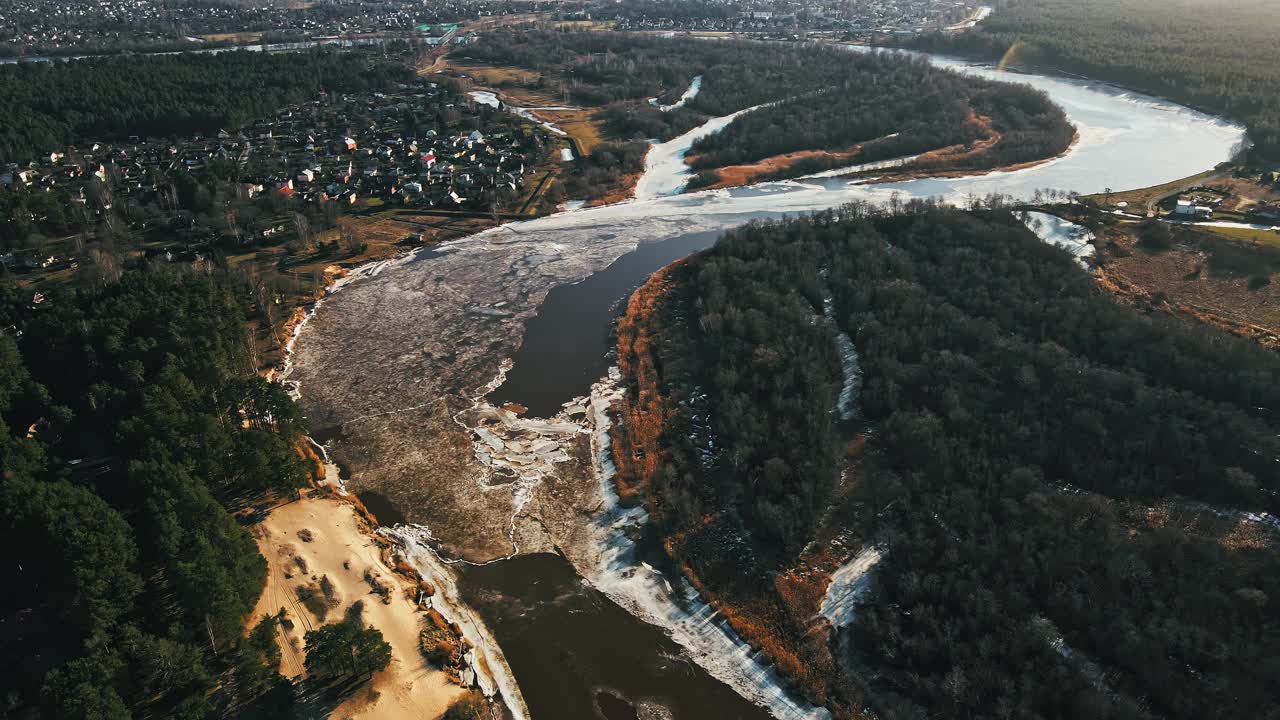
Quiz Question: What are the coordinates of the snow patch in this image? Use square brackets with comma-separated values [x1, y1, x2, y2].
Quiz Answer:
[469, 90, 568, 136]
[1019, 210, 1095, 268]
[633, 100, 775, 201]
[822, 294, 861, 421]
[795, 151, 919, 181]
[1030, 615, 1114, 692]
[1169, 499, 1280, 535]
[650, 75, 703, 112]
[469, 90, 501, 109]
[819, 547, 882, 629]
[384, 526, 531, 720]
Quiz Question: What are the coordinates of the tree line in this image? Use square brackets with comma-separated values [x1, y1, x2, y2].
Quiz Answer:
[0, 268, 316, 718]
[688, 71, 1072, 178]
[626, 205, 1280, 718]
[0, 49, 414, 163]
[910, 0, 1280, 158]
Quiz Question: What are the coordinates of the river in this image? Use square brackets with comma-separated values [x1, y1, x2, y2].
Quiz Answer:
[285, 49, 1243, 720]
[487, 230, 722, 418]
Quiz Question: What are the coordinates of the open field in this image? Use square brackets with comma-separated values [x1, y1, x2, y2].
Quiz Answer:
[1200, 224, 1280, 247]
[1086, 167, 1280, 226]
[447, 61, 544, 92]
[459, 13, 546, 31]
[198, 31, 266, 43]
[551, 20, 618, 31]
[531, 108, 605, 155]
[445, 59, 606, 155]
[1093, 218, 1280, 345]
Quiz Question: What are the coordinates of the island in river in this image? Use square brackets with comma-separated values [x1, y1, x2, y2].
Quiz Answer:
[451, 31, 1076, 204]
[283, 37, 1245, 720]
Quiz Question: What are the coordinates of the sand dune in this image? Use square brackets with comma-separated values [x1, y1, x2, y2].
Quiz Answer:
[247, 494, 466, 720]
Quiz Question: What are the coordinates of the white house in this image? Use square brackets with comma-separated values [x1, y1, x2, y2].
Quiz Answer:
[1174, 199, 1212, 219]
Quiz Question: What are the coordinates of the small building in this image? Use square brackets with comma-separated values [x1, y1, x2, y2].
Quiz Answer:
[1172, 200, 1212, 219]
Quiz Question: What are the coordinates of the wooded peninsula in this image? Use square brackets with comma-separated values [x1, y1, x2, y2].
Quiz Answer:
[614, 204, 1280, 719]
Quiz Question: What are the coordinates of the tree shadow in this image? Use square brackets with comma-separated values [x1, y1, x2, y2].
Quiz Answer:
[230, 675, 373, 720]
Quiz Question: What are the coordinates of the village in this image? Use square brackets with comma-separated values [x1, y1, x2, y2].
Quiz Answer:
[2, 0, 988, 57]
[0, 0, 582, 56]
[0, 76, 556, 278]
[610, 0, 987, 36]
[0, 0, 567, 55]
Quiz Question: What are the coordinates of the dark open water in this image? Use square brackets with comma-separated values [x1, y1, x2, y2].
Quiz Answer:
[457, 553, 773, 720]
[487, 230, 722, 418]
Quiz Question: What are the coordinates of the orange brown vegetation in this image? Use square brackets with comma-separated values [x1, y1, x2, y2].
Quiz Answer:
[295, 438, 327, 483]
[611, 263, 677, 504]
[612, 263, 864, 713]
[693, 146, 863, 190]
[916, 110, 1000, 165]
[864, 114, 1078, 185]
[419, 606, 468, 681]
[1128, 498, 1275, 554]
[1094, 222, 1280, 347]
[586, 172, 643, 206]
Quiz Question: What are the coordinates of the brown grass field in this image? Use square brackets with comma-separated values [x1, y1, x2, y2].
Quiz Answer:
[1201, 224, 1280, 246]
[1095, 221, 1280, 345]
[445, 59, 607, 154]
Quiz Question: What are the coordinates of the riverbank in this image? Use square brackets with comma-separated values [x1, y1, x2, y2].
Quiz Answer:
[610, 259, 868, 714]
[851, 128, 1080, 186]
[610, 263, 679, 504]
[246, 492, 470, 719]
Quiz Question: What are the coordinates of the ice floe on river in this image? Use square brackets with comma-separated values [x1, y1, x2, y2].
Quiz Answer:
[577, 369, 832, 720]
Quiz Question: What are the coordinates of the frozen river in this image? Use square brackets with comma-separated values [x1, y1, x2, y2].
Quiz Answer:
[286, 49, 1244, 720]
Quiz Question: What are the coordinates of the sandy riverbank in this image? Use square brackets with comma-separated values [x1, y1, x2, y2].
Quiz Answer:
[247, 493, 468, 720]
